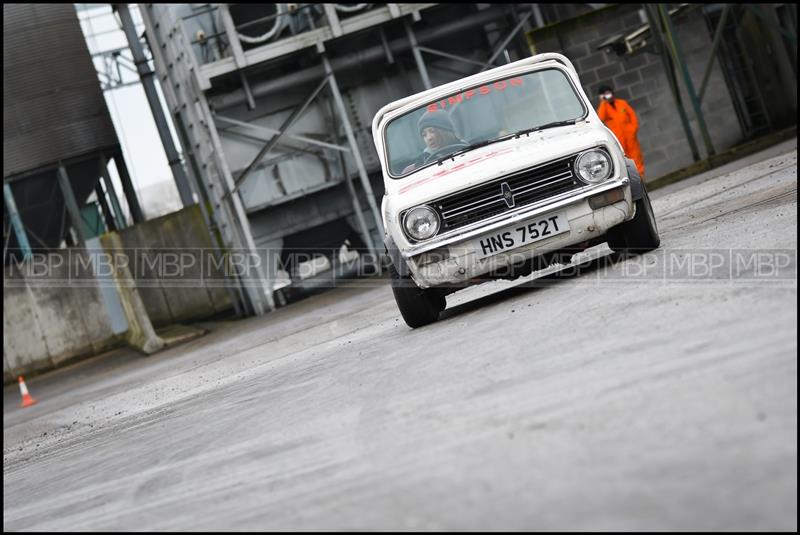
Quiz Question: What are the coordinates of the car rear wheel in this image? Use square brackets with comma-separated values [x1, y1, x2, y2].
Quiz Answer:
[607, 187, 660, 254]
[390, 263, 445, 328]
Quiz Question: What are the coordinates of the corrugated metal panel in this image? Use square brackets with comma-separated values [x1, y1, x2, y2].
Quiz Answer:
[3, 4, 119, 178]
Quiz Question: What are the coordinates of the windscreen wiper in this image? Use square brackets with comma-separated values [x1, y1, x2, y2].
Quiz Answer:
[434, 119, 580, 166]
[511, 119, 579, 138]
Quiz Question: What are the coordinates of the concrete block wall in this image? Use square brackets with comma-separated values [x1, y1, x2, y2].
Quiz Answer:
[3, 204, 236, 383]
[528, 4, 744, 180]
[114, 204, 233, 327]
[3, 250, 120, 383]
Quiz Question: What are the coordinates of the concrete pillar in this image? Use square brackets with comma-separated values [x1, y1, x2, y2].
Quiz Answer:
[99, 232, 164, 354]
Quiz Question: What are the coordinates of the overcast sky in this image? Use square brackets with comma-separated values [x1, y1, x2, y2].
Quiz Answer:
[76, 4, 179, 196]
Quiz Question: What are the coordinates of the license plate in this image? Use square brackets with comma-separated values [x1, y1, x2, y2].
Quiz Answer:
[471, 212, 570, 259]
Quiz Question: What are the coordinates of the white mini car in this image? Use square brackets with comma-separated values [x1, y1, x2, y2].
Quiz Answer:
[372, 53, 660, 328]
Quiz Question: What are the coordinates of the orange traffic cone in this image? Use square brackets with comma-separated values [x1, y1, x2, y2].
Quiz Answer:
[18, 376, 37, 408]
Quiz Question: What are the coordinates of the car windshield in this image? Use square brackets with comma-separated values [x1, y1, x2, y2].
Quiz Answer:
[384, 68, 587, 178]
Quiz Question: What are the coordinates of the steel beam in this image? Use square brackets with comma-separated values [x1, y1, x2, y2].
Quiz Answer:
[3, 182, 33, 259]
[480, 11, 533, 71]
[217, 3, 247, 69]
[532, 5, 545, 28]
[323, 4, 343, 37]
[99, 154, 127, 229]
[138, 4, 260, 316]
[645, 5, 701, 162]
[326, 95, 377, 254]
[95, 182, 117, 232]
[417, 46, 486, 67]
[57, 163, 91, 246]
[746, 4, 797, 45]
[239, 72, 257, 110]
[209, 8, 506, 110]
[379, 27, 395, 64]
[195, 81, 277, 314]
[698, 4, 730, 104]
[231, 74, 332, 191]
[404, 18, 432, 90]
[172, 108, 245, 318]
[323, 54, 384, 249]
[215, 115, 350, 153]
[657, 4, 715, 157]
[116, 3, 195, 208]
[200, 4, 439, 80]
[113, 151, 145, 223]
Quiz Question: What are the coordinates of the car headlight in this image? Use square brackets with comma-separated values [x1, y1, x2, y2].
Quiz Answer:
[575, 149, 612, 184]
[403, 205, 440, 241]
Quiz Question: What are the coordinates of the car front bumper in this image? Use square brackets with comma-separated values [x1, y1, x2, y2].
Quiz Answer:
[403, 181, 633, 288]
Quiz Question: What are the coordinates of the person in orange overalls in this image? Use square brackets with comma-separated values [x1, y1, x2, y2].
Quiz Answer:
[596, 85, 645, 179]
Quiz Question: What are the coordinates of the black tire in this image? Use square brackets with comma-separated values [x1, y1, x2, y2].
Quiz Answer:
[607, 187, 660, 254]
[389, 263, 444, 328]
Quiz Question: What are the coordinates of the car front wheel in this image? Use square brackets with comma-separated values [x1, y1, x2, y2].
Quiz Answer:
[389, 263, 445, 328]
[607, 186, 661, 254]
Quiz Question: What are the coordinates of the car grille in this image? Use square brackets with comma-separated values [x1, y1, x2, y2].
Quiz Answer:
[430, 154, 582, 232]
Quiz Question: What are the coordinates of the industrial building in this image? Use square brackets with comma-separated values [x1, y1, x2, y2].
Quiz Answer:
[3, 3, 797, 380]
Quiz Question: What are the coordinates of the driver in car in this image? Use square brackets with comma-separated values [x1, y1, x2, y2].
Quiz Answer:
[402, 109, 466, 173]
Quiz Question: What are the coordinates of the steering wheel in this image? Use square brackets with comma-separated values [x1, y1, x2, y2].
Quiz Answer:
[422, 142, 469, 165]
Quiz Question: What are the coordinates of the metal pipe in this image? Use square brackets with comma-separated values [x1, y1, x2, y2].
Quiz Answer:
[658, 4, 715, 157]
[116, 3, 195, 208]
[113, 150, 145, 223]
[323, 54, 384, 250]
[210, 9, 507, 110]
[3, 182, 33, 259]
[698, 4, 730, 104]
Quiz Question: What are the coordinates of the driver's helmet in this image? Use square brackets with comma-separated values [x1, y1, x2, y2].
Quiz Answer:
[417, 109, 456, 137]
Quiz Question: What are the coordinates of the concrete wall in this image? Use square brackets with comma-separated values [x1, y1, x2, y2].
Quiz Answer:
[3, 204, 235, 383]
[3, 250, 121, 383]
[528, 4, 743, 180]
[112, 204, 233, 328]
